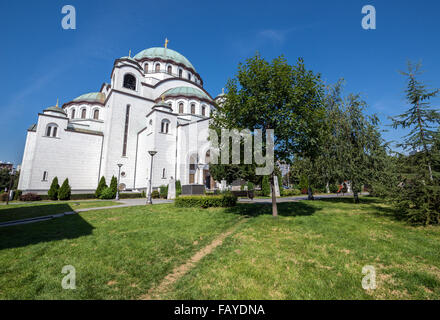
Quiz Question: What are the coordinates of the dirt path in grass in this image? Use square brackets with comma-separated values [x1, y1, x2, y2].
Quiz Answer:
[140, 219, 247, 300]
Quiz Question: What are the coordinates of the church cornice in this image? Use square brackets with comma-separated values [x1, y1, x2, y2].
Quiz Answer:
[142, 78, 215, 102]
[62, 100, 105, 109]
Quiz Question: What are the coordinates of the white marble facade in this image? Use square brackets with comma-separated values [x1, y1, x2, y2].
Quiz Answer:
[18, 46, 222, 194]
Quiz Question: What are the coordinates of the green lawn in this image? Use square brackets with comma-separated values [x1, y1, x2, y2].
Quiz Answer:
[0, 204, 242, 299]
[0, 201, 120, 223]
[0, 198, 439, 299]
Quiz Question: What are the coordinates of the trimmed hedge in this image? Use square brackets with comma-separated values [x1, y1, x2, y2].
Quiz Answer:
[175, 193, 237, 208]
[19, 193, 42, 201]
[283, 189, 302, 196]
[119, 192, 144, 199]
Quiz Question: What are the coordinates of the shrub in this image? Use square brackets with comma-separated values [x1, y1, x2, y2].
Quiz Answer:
[70, 193, 96, 200]
[47, 177, 60, 200]
[159, 185, 168, 199]
[176, 180, 182, 197]
[95, 176, 107, 198]
[14, 190, 22, 200]
[99, 187, 115, 199]
[141, 190, 146, 198]
[283, 189, 301, 196]
[261, 176, 270, 196]
[175, 193, 237, 208]
[329, 183, 339, 193]
[151, 190, 160, 199]
[0, 193, 8, 202]
[20, 193, 41, 201]
[109, 176, 118, 198]
[58, 178, 71, 200]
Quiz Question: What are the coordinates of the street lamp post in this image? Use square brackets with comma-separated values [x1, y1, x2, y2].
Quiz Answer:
[146, 150, 157, 205]
[116, 163, 123, 200]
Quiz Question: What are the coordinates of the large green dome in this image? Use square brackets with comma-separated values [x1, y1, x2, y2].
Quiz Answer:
[162, 87, 212, 101]
[134, 47, 196, 72]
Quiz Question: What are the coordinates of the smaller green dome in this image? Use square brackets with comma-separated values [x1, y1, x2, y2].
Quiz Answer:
[73, 92, 106, 104]
[162, 87, 212, 101]
[44, 106, 67, 116]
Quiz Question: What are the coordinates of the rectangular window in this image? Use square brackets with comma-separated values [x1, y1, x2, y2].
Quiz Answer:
[42, 171, 48, 181]
[122, 105, 130, 156]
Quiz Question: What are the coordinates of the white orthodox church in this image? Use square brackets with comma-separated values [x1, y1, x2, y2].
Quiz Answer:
[18, 43, 224, 194]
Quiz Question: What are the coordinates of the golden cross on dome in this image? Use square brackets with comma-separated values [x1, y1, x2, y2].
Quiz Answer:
[161, 95, 165, 102]
[164, 38, 169, 49]
[129, 49, 131, 58]
[56, 98, 59, 107]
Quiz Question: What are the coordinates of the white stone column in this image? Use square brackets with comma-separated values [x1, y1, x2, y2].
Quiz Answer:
[273, 175, 280, 197]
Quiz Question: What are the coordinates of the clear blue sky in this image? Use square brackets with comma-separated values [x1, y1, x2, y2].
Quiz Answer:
[1, 0, 439, 165]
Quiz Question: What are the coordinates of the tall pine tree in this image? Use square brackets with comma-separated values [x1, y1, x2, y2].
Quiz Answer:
[390, 61, 440, 224]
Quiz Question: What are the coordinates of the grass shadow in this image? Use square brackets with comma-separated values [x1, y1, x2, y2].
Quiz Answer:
[225, 201, 321, 217]
[0, 203, 80, 223]
[0, 213, 94, 250]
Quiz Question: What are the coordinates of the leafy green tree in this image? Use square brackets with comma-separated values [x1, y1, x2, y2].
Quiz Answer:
[211, 54, 325, 216]
[58, 178, 71, 200]
[0, 168, 10, 191]
[302, 79, 386, 203]
[47, 177, 60, 200]
[95, 176, 107, 198]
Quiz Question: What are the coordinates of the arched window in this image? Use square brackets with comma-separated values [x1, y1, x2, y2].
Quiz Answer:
[144, 64, 149, 73]
[201, 105, 206, 116]
[178, 69, 182, 78]
[191, 103, 195, 114]
[167, 65, 172, 74]
[155, 64, 160, 72]
[123, 74, 136, 90]
[81, 109, 86, 119]
[205, 150, 211, 163]
[162, 168, 166, 179]
[93, 109, 99, 120]
[179, 103, 184, 113]
[45, 123, 58, 137]
[71, 109, 76, 119]
[160, 119, 170, 134]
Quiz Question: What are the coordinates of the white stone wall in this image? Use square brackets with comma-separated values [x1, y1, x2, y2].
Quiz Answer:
[19, 113, 102, 193]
